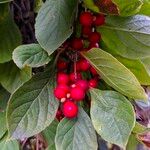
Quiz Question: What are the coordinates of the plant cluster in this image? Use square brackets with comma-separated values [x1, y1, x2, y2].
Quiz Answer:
[0, 0, 150, 149]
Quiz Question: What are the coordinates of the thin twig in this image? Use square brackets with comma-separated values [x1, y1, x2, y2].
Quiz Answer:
[21, 138, 28, 149]
[36, 135, 39, 150]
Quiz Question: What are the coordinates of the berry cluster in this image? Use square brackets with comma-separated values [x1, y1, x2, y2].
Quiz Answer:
[54, 58, 99, 119]
[54, 11, 105, 120]
[71, 11, 105, 51]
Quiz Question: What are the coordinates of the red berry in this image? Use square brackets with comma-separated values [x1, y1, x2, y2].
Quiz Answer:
[71, 38, 83, 50]
[82, 26, 92, 36]
[57, 72, 69, 85]
[54, 87, 67, 99]
[79, 59, 90, 71]
[57, 59, 68, 70]
[79, 12, 93, 26]
[57, 84, 70, 93]
[88, 79, 98, 88]
[90, 67, 98, 76]
[93, 14, 105, 26]
[89, 43, 99, 49]
[76, 79, 89, 91]
[62, 101, 78, 118]
[89, 32, 101, 43]
[70, 86, 85, 101]
[69, 72, 82, 83]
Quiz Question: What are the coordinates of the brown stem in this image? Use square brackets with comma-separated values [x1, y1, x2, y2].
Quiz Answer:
[36, 135, 39, 150]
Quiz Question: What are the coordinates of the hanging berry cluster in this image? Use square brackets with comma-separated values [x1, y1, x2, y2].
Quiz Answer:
[54, 11, 105, 120]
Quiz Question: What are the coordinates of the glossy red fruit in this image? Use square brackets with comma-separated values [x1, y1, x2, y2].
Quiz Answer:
[89, 42, 99, 49]
[82, 26, 92, 36]
[69, 72, 82, 83]
[88, 79, 98, 88]
[54, 87, 67, 99]
[57, 84, 70, 93]
[79, 59, 90, 71]
[76, 79, 89, 91]
[70, 86, 85, 101]
[93, 14, 105, 26]
[90, 67, 98, 76]
[57, 72, 69, 85]
[57, 59, 68, 70]
[89, 32, 101, 43]
[79, 12, 93, 26]
[62, 101, 78, 118]
[71, 38, 83, 50]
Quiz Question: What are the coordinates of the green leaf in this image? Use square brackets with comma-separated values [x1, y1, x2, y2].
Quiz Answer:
[34, 0, 43, 13]
[82, 48, 147, 100]
[141, 57, 150, 75]
[0, 85, 10, 110]
[35, 0, 78, 55]
[0, 61, 32, 93]
[0, 112, 7, 139]
[0, 3, 21, 63]
[90, 89, 136, 148]
[7, 70, 59, 139]
[116, 56, 150, 85]
[98, 15, 150, 59]
[0, 132, 8, 143]
[0, 0, 12, 4]
[133, 122, 150, 134]
[112, 0, 142, 16]
[0, 140, 19, 150]
[139, 0, 150, 16]
[126, 134, 139, 150]
[55, 108, 98, 150]
[83, 0, 99, 13]
[13, 44, 51, 69]
[42, 120, 58, 150]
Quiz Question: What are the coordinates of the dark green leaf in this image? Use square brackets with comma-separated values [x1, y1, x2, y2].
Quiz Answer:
[13, 44, 51, 69]
[0, 85, 10, 110]
[98, 15, 150, 59]
[42, 120, 58, 150]
[35, 0, 78, 55]
[90, 89, 135, 148]
[0, 61, 32, 93]
[0, 3, 21, 63]
[7, 70, 59, 139]
[55, 108, 98, 150]
[0, 112, 7, 139]
[82, 48, 147, 100]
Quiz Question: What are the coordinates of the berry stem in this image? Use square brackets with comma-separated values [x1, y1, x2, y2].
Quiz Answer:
[54, 47, 65, 67]
[74, 52, 78, 80]
[36, 134, 39, 150]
